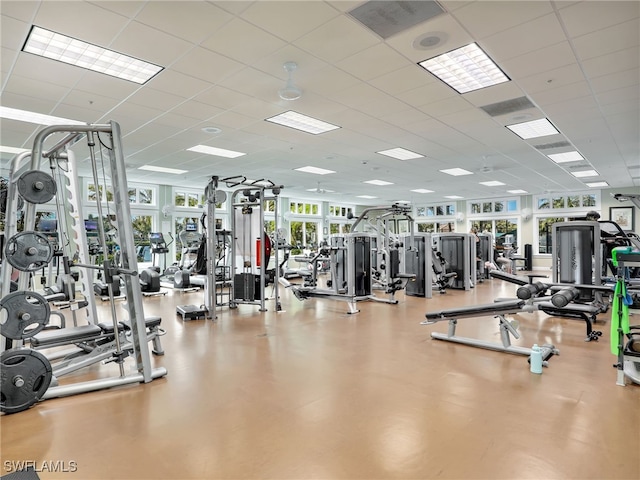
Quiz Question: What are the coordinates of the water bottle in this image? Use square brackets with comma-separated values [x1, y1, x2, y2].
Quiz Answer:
[530, 344, 543, 374]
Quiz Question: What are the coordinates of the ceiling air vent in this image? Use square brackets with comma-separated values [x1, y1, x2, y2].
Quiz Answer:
[534, 140, 572, 150]
[348, 1, 445, 39]
[479, 97, 535, 117]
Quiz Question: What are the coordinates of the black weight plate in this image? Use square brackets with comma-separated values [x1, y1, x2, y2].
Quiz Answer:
[0, 348, 52, 414]
[0, 291, 50, 340]
[5, 231, 53, 272]
[17, 170, 56, 204]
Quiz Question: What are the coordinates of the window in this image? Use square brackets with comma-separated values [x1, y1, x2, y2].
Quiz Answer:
[330, 222, 351, 235]
[290, 201, 320, 216]
[88, 182, 155, 206]
[470, 218, 519, 248]
[173, 188, 219, 210]
[417, 203, 455, 218]
[329, 204, 353, 218]
[290, 221, 319, 248]
[417, 222, 455, 232]
[534, 192, 598, 212]
[469, 198, 519, 216]
[537, 217, 565, 254]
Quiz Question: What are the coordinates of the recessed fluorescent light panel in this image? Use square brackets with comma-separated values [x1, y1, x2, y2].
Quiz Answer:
[0, 106, 85, 126]
[418, 42, 509, 94]
[22, 26, 163, 84]
[377, 148, 424, 160]
[506, 118, 559, 139]
[411, 189, 434, 193]
[445, 195, 464, 199]
[357, 195, 377, 199]
[571, 169, 598, 178]
[508, 189, 528, 194]
[265, 111, 340, 135]
[187, 145, 246, 158]
[138, 165, 187, 175]
[295, 166, 336, 175]
[440, 168, 473, 176]
[364, 179, 393, 186]
[585, 181, 609, 187]
[548, 151, 584, 163]
[479, 181, 506, 187]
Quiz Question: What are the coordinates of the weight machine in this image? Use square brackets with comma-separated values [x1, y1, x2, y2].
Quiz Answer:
[432, 233, 475, 290]
[176, 175, 283, 320]
[0, 121, 167, 414]
[281, 203, 415, 314]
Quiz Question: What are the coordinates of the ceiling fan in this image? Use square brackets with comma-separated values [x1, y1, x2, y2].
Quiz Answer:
[309, 182, 335, 194]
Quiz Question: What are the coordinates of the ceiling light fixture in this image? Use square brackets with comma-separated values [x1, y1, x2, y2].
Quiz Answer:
[377, 148, 424, 160]
[364, 179, 393, 186]
[278, 62, 302, 101]
[139, 165, 187, 174]
[22, 25, 163, 84]
[266, 111, 340, 135]
[418, 42, 509, 94]
[547, 151, 584, 163]
[411, 189, 434, 193]
[585, 181, 609, 187]
[445, 195, 464, 199]
[508, 189, 528, 194]
[506, 118, 559, 139]
[0, 106, 85, 126]
[440, 168, 473, 176]
[571, 169, 598, 178]
[295, 166, 336, 175]
[357, 195, 377, 199]
[479, 181, 506, 186]
[187, 145, 246, 158]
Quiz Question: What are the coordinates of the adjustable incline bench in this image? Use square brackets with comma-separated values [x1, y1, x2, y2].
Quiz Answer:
[490, 270, 607, 341]
[421, 299, 559, 364]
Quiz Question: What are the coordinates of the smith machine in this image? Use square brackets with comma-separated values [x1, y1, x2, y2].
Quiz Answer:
[0, 122, 167, 414]
[177, 175, 284, 320]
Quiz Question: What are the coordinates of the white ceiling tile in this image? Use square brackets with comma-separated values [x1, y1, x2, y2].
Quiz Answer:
[516, 63, 585, 94]
[201, 17, 287, 64]
[136, 1, 233, 45]
[170, 47, 245, 84]
[369, 65, 434, 96]
[147, 70, 211, 98]
[11, 53, 86, 88]
[484, 14, 566, 62]
[530, 80, 592, 107]
[127, 87, 188, 111]
[559, 0, 639, 38]
[572, 19, 640, 61]
[500, 41, 576, 80]
[295, 15, 380, 63]
[590, 68, 640, 95]
[336, 43, 412, 81]
[240, 1, 340, 42]
[452, 0, 553, 39]
[110, 21, 194, 66]
[580, 46, 640, 79]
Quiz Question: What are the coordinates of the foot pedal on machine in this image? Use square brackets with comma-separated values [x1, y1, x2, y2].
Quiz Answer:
[176, 304, 207, 321]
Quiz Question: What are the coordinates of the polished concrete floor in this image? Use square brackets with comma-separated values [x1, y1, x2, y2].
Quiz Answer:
[1, 277, 639, 480]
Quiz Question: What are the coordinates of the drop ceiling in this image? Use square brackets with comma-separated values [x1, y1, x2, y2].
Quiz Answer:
[1, 0, 638, 204]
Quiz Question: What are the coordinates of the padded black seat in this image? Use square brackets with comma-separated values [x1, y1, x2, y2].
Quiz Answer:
[425, 299, 524, 320]
[100, 316, 162, 334]
[31, 324, 102, 347]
